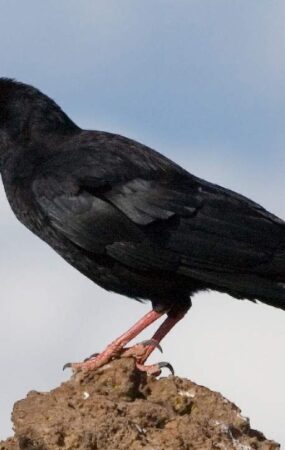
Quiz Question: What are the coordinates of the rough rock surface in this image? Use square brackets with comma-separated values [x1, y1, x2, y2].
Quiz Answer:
[0, 358, 279, 450]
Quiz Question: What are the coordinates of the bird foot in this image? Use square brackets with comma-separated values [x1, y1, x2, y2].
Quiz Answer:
[120, 339, 162, 360]
[63, 339, 165, 374]
[136, 361, 175, 376]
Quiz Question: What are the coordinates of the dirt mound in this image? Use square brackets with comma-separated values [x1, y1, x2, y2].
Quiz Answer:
[0, 358, 279, 449]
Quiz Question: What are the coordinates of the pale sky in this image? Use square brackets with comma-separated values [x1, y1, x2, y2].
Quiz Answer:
[0, 1, 285, 445]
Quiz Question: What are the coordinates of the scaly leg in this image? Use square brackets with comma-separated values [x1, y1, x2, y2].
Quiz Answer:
[123, 309, 188, 375]
[68, 309, 164, 372]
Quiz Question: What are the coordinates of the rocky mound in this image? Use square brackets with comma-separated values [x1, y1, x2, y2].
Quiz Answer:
[0, 358, 279, 449]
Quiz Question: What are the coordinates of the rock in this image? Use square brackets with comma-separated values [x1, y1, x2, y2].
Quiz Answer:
[0, 358, 280, 449]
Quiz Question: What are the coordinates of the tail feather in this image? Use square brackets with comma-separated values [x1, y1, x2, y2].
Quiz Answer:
[179, 265, 285, 310]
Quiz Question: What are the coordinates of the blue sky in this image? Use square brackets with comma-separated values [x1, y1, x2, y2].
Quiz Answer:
[0, 1, 285, 446]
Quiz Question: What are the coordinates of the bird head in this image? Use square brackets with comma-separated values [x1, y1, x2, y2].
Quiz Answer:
[0, 78, 79, 169]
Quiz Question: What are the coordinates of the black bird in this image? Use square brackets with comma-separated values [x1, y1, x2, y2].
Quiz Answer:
[1, 78, 285, 375]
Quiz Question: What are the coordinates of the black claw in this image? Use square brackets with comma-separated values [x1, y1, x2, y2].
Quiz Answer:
[63, 362, 72, 371]
[83, 352, 100, 362]
[140, 339, 163, 353]
[158, 361, 175, 376]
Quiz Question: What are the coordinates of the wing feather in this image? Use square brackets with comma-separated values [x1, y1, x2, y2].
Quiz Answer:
[32, 142, 285, 294]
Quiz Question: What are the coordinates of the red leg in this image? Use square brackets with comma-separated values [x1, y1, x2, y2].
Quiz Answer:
[127, 309, 188, 375]
[72, 309, 164, 371]
[140, 310, 187, 363]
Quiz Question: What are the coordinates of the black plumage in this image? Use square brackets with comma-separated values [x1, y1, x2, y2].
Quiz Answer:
[1, 79, 285, 371]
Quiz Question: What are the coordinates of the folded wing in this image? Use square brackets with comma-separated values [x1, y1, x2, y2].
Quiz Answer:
[32, 143, 285, 308]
